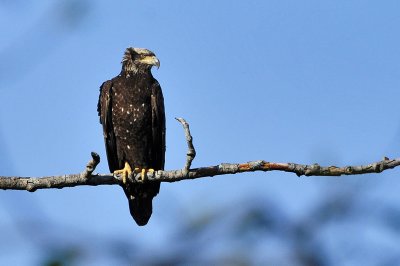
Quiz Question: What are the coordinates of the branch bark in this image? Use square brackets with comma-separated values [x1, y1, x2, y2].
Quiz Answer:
[0, 119, 399, 192]
[1, 157, 399, 192]
[175, 117, 196, 175]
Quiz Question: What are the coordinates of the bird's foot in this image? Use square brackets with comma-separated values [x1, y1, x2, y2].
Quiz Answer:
[114, 162, 132, 184]
[137, 168, 154, 182]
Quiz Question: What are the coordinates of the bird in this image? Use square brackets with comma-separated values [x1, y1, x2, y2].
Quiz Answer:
[98, 47, 165, 226]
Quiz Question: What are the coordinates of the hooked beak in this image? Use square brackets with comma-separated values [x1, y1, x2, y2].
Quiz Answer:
[140, 55, 160, 69]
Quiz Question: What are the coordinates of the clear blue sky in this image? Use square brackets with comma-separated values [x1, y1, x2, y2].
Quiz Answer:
[0, 0, 399, 264]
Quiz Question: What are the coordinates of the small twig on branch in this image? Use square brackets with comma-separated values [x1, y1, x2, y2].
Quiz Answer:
[0, 119, 399, 191]
[82, 152, 100, 179]
[175, 117, 196, 175]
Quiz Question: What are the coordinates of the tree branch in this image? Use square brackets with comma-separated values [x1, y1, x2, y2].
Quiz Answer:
[175, 117, 196, 175]
[1, 157, 399, 192]
[0, 119, 399, 192]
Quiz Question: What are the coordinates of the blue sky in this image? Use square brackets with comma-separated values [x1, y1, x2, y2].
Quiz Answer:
[0, 0, 400, 264]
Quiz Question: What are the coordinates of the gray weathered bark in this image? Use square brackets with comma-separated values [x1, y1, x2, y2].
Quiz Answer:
[0, 119, 399, 192]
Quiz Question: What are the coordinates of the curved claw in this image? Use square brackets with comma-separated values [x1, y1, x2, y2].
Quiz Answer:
[114, 162, 132, 184]
[139, 168, 154, 181]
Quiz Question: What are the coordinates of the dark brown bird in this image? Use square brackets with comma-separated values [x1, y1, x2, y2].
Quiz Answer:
[98, 47, 165, 225]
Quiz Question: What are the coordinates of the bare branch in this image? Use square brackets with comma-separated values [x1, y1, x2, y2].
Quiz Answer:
[0, 157, 399, 192]
[0, 119, 399, 192]
[175, 117, 196, 175]
[143, 157, 400, 182]
[0, 152, 114, 192]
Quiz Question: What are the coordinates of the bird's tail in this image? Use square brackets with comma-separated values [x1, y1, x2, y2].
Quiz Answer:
[128, 196, 153, 226]
[123, 182, 160, 226]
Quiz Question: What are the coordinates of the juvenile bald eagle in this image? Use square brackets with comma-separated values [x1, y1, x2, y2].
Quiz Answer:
[98, 47, 165, 226]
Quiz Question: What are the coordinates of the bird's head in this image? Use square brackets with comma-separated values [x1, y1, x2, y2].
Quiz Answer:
[122, 47, 160, 73]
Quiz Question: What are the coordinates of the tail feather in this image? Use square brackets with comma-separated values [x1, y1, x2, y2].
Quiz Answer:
[129, 196, 153, 226]
[123, 181, 160, 226]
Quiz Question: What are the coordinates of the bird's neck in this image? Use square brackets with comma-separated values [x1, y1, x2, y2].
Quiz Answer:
[121, 67, 152, 78]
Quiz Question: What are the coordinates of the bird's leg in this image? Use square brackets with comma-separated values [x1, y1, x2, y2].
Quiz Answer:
[114, 162, 132, 184]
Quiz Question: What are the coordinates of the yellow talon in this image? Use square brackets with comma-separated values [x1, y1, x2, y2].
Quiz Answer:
[141, 169, 145, 179]
[115, 165, 154, 183]
[114, 162, 132, 184]
[139, 168, 154, 181]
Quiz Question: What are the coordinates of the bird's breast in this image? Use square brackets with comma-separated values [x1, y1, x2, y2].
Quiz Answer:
[112, 85, 152, 138]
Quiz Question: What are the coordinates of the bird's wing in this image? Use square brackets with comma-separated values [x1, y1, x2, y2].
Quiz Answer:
[98, 80, 119, 172]
[151, 80, 166, 170]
